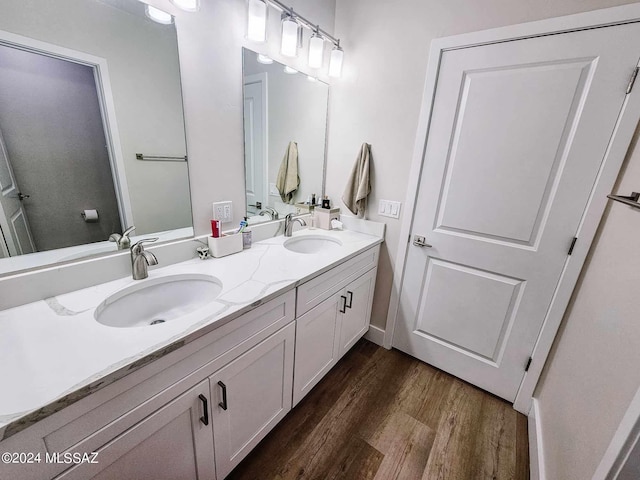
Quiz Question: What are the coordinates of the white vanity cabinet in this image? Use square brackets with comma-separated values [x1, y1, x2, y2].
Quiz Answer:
[209, 322, 295, 479]
[293, 247, 379, 406]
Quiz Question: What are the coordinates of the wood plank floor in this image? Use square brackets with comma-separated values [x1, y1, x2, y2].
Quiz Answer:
[228, 339, 529, 480]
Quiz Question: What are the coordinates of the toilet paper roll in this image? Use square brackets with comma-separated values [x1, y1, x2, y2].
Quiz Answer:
[81, 209, 99, 223]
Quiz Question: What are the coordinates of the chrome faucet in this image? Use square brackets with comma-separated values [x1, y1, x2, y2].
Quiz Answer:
[259, 207, 279, 220]
[284, 213, 307, 237]
[109, 225, 136, 250]
[131, 238, 158, 280]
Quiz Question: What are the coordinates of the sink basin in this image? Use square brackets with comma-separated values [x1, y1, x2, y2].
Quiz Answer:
[284, 235, 342, 254]
[95, 274, 223, 328]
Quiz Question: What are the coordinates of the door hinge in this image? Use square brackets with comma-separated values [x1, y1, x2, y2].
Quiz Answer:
[568, 237, 577, 255]
[626, 66, 639, 94]
[525, 357, 532, 372]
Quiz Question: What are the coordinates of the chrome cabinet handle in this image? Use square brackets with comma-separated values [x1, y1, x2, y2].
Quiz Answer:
[218, 381, 228, 411]
[413, 235, 432, 248]
[198, 394, 209, 425]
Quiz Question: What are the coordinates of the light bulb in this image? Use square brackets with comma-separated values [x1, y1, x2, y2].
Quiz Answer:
[145, 5, 173, 24]
[247, 0, 268, 42]
[284, 66, 298, 75]
[329, 45, 343, 78]
[281, 15, 299, 58]
[308, 33, 324, 69]
[170, 0, 200, 12]
[257, 54, 273, 64]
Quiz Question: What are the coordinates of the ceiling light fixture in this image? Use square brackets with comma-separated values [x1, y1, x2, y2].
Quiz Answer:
[145, 5, 173, 24]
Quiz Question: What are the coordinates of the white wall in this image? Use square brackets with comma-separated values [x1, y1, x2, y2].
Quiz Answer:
[533, 128, 640, 479]
[326, 0, 638, 330]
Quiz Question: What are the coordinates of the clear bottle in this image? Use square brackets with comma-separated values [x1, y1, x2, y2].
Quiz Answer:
[309, 205, 316, 230]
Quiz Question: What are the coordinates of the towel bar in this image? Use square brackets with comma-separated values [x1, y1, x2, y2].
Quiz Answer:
[135, 153, 187, 162]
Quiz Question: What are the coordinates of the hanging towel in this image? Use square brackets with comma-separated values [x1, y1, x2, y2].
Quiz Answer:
[276, 141, 299, 204]
[342, 143, 371, 216]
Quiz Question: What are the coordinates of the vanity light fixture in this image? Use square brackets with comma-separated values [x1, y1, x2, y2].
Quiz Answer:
[328, 43, 344, 78]
[145, 5, 173, 24]
[247, 0, 268, 42]
[281, 13, 300, 57]
[308, 28, 324, 69]
[246, 0, 344, 77]
[284, 66, 298, 74]
[257, 53, 274, 64]
[170, 0, 200, 12]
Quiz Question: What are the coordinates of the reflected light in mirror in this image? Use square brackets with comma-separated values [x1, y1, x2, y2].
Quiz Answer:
[308, 33, 324, 69]
[247, 0, 268, 42]
[145, 5, 173, 24]
[281, 15, 299, 57]
[170, 0, 200, 12]
[307, 75, 317, 82]
[284, 65, 298, 74]
[329, 45, 343, 78]
[257, 53, 273, 64]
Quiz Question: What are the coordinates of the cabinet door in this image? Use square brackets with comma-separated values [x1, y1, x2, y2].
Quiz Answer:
[292, 291, 343, 407]
[339, 267, 377, 357]
[210, 323, 295, 479]
[57, 380, 215, 480]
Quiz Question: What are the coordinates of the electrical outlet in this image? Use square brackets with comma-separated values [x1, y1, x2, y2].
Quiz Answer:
[212, 201, 233, 223]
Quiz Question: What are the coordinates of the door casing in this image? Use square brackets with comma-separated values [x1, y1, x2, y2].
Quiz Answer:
[383, 3, 640, 414]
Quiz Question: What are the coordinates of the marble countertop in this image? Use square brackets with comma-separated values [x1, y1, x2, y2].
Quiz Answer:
[0, 227, 382, 440]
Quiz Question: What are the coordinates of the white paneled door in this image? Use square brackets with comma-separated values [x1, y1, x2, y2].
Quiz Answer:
[393, 22, 640, 401]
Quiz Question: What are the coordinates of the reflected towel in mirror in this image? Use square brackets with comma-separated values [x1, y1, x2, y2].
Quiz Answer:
[342, 143, 372, 217]
[276, 141, 300, 204]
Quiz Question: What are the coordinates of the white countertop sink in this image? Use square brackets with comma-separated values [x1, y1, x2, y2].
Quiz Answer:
[283, 234, 343, 254]
[95, 273, 223, 328]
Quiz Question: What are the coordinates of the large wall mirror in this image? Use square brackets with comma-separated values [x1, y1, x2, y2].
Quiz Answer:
[242, 48, 329, 223]
[0, 0, 192, 275]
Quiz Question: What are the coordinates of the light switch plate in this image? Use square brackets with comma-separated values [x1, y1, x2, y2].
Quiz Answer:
[378, 199, 401, 219]
[212, 201, 233, 223]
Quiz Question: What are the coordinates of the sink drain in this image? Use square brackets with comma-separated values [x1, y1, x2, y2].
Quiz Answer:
[150, 319, 166, 325]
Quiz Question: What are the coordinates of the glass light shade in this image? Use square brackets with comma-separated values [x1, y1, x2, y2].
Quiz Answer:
[328, 46, 344, 78]
[281, 16, 299, 58]
[307, 75, 318, 82]
[145, 5, 173, 24]
[257, 53, 273, 64]
[284, 66, 298, 75]
[247, 0, 268, 42]
[170, 0, 200, 12]
[308, 34, 324, 69]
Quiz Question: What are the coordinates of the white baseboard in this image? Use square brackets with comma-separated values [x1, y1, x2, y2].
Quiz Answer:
[529, 398, 546, 480]
[364, 325, 385, 346]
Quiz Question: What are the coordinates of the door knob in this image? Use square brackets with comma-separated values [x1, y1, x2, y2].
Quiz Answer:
[413, 235, 432, 248]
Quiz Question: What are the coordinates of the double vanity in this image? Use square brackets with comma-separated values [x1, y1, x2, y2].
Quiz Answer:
[0, 225, 382, 480]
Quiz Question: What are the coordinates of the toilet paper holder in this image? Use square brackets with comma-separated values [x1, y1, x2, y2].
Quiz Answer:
[81, 209, 100, 223]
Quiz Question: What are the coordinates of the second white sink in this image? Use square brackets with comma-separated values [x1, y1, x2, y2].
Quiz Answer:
[284, 234, 342, 254]
[95, 273, 223, 328]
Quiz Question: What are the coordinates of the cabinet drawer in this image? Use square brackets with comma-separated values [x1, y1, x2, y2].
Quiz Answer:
[296, 245, 379, 316]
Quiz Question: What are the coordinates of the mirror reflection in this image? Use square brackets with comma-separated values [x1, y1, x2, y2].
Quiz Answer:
[0, 0, 192, 275]
[242, 48, 328, 224]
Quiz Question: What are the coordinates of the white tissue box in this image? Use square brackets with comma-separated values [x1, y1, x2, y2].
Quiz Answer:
[207, 233, 243, 258]
[315, 207, 341, 230]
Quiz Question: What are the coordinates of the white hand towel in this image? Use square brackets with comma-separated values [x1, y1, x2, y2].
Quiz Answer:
[342, 143, 371, 216]
[276, 141, 299, 204]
